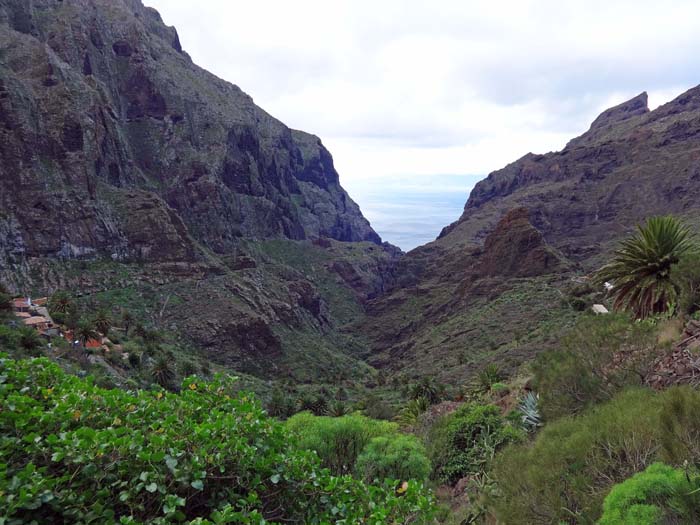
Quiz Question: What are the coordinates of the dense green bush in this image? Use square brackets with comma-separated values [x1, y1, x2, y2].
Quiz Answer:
[0, 356, 435, 524]
[492, 387, 700, 524]
[676, 252, 700, 316]
[0, 283, 11, 311]
[286, 412, 398, 475]
[532, 313, 657, 420]
[427, 403, 524, 485]
[355, 435, 431, 483]
[599, 463, 700, 525]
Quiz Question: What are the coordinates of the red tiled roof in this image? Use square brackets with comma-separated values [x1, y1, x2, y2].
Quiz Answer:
[14, 312, 31, 318]
[85, 339, 102, 349]
[23, 316, 49, 326]
[12, 298, 29, 308]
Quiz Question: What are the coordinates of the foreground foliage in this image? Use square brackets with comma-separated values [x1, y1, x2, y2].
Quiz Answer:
[599, 463, 700, 525]
[285, 411, 430, 483]
[492, 387, 700, 524]
[427, 403, 524, 485]
[0, 356, 434, 524]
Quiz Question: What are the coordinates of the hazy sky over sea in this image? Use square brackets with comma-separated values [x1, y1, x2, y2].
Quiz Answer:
[147, 0, 700, 249]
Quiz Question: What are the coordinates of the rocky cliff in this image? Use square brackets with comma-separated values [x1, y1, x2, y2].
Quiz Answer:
[440, 88, 700, 265]
[365, 86, 700, 382]
[0, 0, 393, 383]
[0, 0, 379, 283]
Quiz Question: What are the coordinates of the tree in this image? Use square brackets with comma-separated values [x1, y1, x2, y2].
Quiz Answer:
[150, 356, 175, 389]
[93, 309, 112, 336]
[596, 216, 695, 319]
[0, 283, 11, 311]
[48, 291, 74, 315]
[121, 310, 134, 335]
[18, 326, 42, 351]
[75, 319, 99, 348]
[409, 376, 444, 405]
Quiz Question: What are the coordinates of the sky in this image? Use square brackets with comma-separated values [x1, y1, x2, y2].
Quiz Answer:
[147, 0, 700, 250]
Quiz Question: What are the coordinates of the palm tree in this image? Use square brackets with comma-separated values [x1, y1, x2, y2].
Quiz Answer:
[151, 356, 175, 389]
[49, 291, 74, 315]
[596, 216, 695, 319]
[75, 319, 99, 348]
[93, 310, 112, 336]
[409, 376, 444, 405]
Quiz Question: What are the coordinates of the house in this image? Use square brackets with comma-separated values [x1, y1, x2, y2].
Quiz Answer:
[13, 312, 31, 319]
[85, 338, 102, 349]
[11, 298, 30, 313]
[23, 316, 52, 331]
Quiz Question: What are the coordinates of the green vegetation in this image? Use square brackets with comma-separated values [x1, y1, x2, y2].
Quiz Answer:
[0, 356, 435, 524]
[355, 435, 431, 483]
[0, 283, 10, 311]
[599, 463, 700, 525]
[285, 412, 402, 476]
[492, 387, 700, 524]
[596, 215, 695, 319]
[427, 403, 524, 485]
[532, 313, 657, 420]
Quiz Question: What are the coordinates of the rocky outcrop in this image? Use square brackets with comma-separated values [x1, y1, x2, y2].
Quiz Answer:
[0, 0, 380, 283]
[476, 207, 567, 278]
[365, 84, 700, 383]
[439, 86, 700, 265]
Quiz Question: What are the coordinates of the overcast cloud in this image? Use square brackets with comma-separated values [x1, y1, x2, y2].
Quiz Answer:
[146, 0, 700, 249]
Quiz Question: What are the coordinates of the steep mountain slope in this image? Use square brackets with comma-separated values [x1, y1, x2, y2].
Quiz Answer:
[0, 0, 378, 281]
[0, 0, 393, 382]
[366, 87, 700, 382]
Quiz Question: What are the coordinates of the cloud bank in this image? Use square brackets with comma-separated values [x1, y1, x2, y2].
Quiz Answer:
[147, 0, 700, 248]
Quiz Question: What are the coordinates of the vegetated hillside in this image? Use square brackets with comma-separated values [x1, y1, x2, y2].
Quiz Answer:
[366, 87, 700, 382]
[0, 0, 399, 382]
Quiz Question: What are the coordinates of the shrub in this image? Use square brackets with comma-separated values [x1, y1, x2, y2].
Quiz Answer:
[286, 412, 398, 475]
[150, 355, 176, 389]
[676, 252, 700, 316]
[0, 283, 10, 311]
[362, 393, 396, 420]
[491, 388, 700, 524]
[410, 377, 444, 404]
[599, 463, 700, 525]
[0, 356, 435, 524]
[328, 399, 351, 417]
[427, 403, 524, 485]
[533, 313, 657, 420]
[395, 397, 430, 428]
[296, 392, 327, 415]
[0, 325, 19, 350]
[355, 435, 431, 483]
[477, 364, 503, 392]
[266, 387, 296, 418]
[18, 326, 42, 352]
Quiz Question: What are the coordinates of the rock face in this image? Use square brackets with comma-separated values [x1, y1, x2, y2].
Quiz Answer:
[0, 0, 379, 281]
[365, 85, 700, 382]
[439, 87, 700, 265]
[476, 207, 566, 278]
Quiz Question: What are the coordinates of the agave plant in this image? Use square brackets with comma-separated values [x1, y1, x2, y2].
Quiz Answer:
[596, 216, 695, 319]
[518, 392, 542, 432]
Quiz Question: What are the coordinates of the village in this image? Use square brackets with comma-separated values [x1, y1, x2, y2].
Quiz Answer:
[10, 296, 109, 351]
